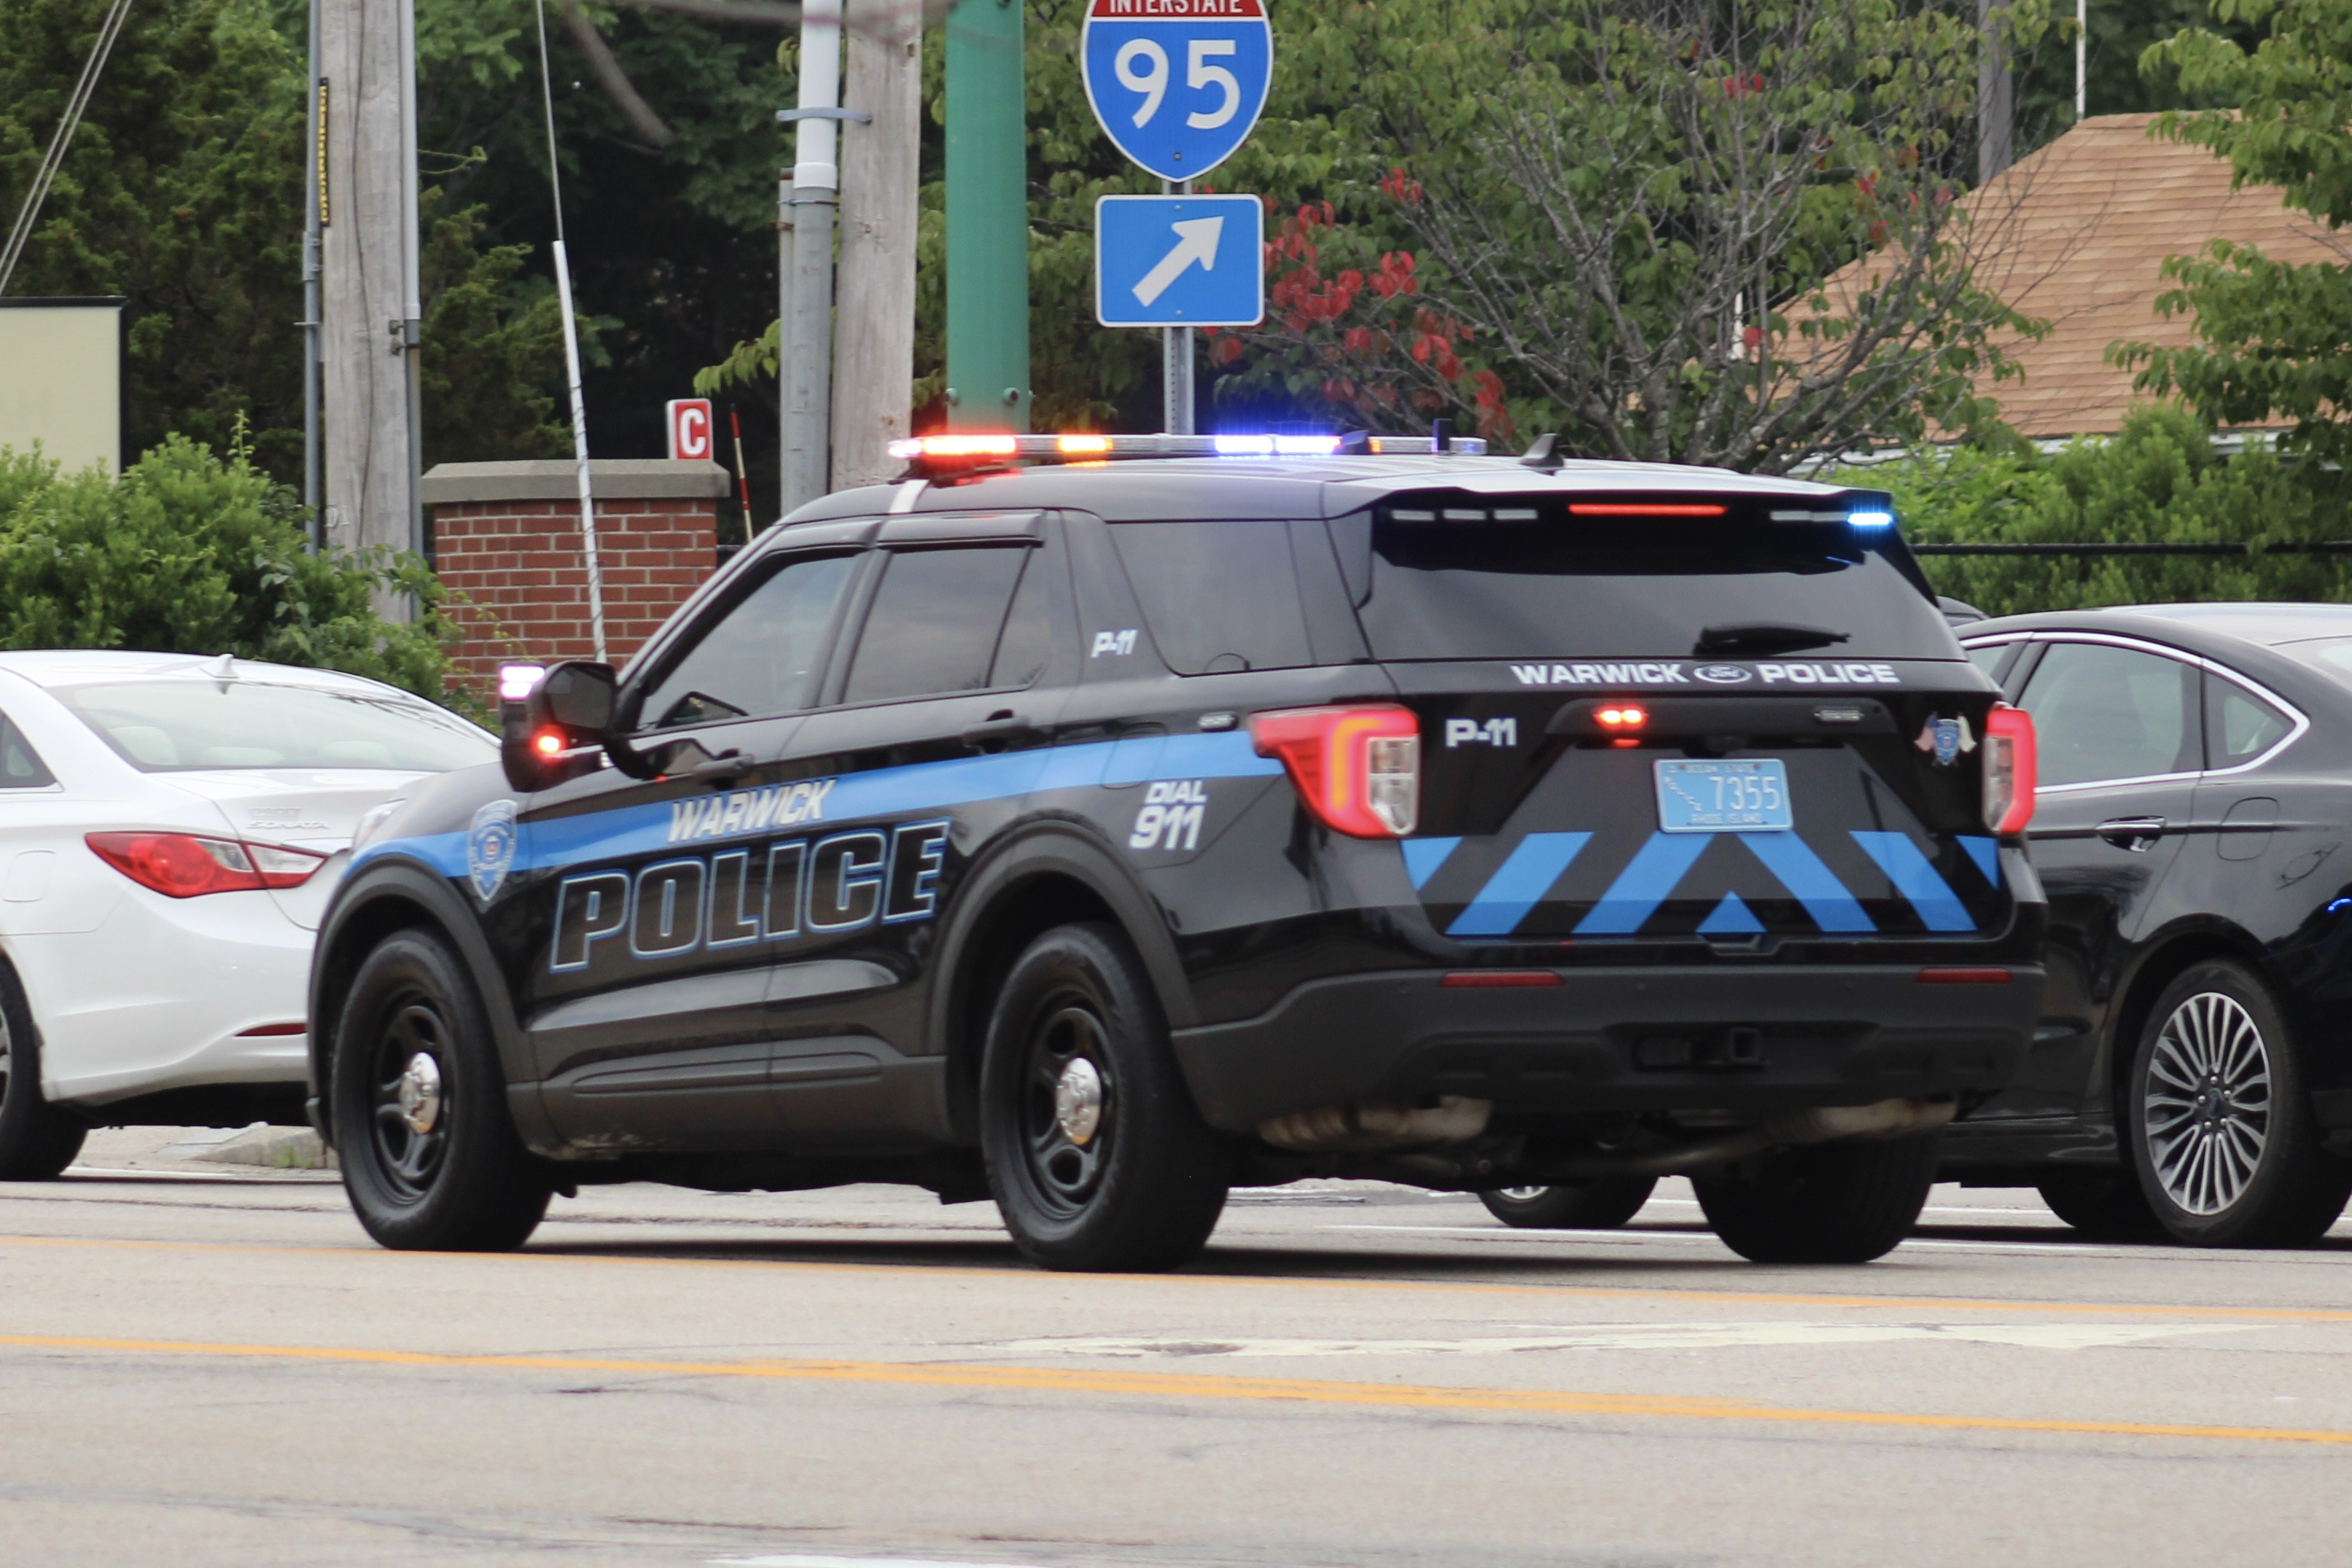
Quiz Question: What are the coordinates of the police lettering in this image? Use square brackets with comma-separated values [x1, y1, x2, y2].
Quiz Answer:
[549, 818, 952, 971]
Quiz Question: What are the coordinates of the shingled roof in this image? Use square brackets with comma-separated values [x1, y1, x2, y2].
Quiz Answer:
[1947, 112, 2343, 439]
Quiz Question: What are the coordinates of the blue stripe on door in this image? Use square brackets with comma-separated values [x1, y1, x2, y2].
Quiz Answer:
[1573, 832, 1710, 936]
[1734, 832, 1875, 933]
[1446, 832, 1592, 937]
[1401, 837, 1462, 892]
[1850, 831, 1974, 932]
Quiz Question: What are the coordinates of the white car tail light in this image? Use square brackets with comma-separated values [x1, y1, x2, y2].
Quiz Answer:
[1982, 704, 2037, 835]
[86, 832, 328, 898]
[1247, 705, 1420, 838]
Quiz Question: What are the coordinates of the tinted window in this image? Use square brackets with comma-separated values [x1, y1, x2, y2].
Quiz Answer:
[990, 547, 1061, 690]
[844, 546, 1029, 703]
[2019, 642, 2200, 786]
[2207, 673, 2294, 767]
[56, 682, 491, 772]
[1111, 520, 1312, 674]
[639, 552, 857, 730]
[0, 711, 54, 787]
[1338, 500, 1952, 660]
[1966, 642, 2017, 684]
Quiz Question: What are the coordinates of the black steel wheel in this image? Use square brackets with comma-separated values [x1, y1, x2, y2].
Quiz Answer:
[980, 922, 1230, 1271]
[332, 929, 549, 1251]
[2127, 960, 2351, 1248]
[1480, 1177, 1657, 1230]
[1693, 1133, 1940, 1264]
[0, 962, 85, 1180]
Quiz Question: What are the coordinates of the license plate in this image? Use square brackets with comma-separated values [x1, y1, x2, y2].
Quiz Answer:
[1654, 759, 1794, 832]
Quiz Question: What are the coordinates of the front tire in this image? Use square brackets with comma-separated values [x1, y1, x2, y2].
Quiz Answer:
[331, 929, 549, 1251]
[1693, 1134, 1939, 1264]
[1480, 1177, 1657, 1230]
[2127, 960, 2351, 1248]
[0, 965, 85, 1180]
[980, 923, 1230, 1271]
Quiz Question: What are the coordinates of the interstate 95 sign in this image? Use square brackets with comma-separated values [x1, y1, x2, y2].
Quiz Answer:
[1080, 0, 1272, 184]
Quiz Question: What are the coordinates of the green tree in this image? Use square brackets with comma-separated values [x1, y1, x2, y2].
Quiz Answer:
[0, 435, 468, 708]
[2122, 0, 2352, 470]
[1853, 404, 2351, 615]
[1, 0, 569, 488]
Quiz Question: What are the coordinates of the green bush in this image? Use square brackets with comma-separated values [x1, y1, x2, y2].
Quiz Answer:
[0, 435, 473, 714]
[1845, 404, 2352, 617]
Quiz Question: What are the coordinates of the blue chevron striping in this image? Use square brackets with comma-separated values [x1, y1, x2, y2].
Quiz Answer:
[1697, 892, 1765, 935]
[1401, 837, 1462, 892]
[1573, 832, 1710, 936]
[1446, 832, 1592, 937]
[1958, 835, 2001, 886]
[1734, 832, 1875, 933]
[1850, 832, 1974, 932]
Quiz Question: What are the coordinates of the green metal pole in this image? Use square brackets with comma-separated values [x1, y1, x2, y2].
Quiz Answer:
[943, 0, 1029, 432]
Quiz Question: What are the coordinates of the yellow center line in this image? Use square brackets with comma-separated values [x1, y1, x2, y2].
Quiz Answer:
[0, 1330, 2343, 1448]
[5, 1230, 2352, 1324]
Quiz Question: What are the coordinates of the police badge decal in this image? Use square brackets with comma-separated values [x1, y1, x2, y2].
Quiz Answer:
[1913, 716, 1977, 767]
[468, 799, 519, 902]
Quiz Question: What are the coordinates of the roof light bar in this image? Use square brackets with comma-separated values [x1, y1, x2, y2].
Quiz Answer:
[884, 432, 1488, 472]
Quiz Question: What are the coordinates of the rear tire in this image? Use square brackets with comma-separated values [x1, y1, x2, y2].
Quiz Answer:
[0, 965, 85, 1180]
[331, 929, 549, 1251]
[2126, 960, 2352, 1248]
[1693, 1134, 1940, 1264]
[2036, 1170, 2162, 1240]
[980, 922, 1230, 1272]
[1480, 1177, 1657, 1230]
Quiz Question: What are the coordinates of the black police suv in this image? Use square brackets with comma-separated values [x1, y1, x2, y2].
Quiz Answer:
[1950, 604, 2352, 1247]
[308, 435, 2046, 1271]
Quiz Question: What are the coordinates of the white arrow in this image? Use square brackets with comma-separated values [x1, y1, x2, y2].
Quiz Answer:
[1131, 216, 1223, 307]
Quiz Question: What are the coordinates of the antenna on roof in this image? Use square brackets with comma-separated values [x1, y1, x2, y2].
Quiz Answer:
[1519, 433, 1564, 472]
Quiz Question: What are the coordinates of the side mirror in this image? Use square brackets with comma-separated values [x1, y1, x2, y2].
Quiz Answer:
[499, 661, 618, 791]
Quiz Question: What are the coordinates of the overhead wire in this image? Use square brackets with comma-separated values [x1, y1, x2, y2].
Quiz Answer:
[0, 0, 138, 295]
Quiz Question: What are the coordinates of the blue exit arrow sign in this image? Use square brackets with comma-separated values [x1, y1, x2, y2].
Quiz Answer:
[1094, 194, 1263, 328]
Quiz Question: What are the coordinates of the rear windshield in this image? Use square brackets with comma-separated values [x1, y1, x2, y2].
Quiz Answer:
[57, 681, 494, 773]
[1334, 497, 1953, 661]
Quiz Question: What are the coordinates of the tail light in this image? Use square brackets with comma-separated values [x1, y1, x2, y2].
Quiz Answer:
[1982, 704, 2036, 835]
[87, 832, 328, 898]
[1248, 705, 1420, 838]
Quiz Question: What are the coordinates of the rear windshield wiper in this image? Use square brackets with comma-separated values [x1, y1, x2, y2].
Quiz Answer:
[1693, 622, 1850, 657]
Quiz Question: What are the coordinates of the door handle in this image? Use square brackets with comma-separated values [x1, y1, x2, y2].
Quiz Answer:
[961, 711, 1040, 752]
[688, 749, 755, 787]
[2095, 816, 2167, 851]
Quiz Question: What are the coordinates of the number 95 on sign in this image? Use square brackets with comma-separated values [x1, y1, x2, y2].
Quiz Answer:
[1082, 0, 1272, 182]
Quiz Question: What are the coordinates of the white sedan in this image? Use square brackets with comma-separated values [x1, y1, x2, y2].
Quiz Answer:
[0, 650, 496, 1177]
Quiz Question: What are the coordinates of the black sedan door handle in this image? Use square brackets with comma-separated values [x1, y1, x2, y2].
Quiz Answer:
[2095, 816, 2167, 851]
[962, 711, 1041, 752]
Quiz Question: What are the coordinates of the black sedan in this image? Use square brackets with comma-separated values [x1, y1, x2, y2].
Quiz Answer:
[1951, 603, 2352, 1246]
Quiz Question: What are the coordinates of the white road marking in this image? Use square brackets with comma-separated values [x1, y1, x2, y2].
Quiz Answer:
[994, 1322, 2269, 1358]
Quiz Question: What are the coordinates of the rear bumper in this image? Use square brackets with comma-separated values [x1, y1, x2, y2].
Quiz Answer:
[1169, 964, 2044, 1132]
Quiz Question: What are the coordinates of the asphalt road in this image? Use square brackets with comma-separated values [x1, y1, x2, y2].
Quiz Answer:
[8, 1131, 2352, 1568]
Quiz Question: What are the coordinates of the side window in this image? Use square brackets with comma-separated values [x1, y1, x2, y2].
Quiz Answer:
[989, 548, 1061, 690]
[1110, 519, 1312, 674]
[636, 552, 860, 730]
[2206, 671, 2294, 768]
[1965, 641, 2018, 686]
[843, 545, 1030, 704]
[0, 710, 55, 788]
[2018, 641, 2201, 787]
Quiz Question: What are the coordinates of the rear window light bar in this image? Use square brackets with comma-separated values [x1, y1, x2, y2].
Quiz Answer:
[885, 430, 1487, 474]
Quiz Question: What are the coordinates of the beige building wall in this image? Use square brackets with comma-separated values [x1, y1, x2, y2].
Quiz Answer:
[0, 300, 122, 475]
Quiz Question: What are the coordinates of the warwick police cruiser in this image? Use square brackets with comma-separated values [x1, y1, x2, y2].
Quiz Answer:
[308, 430, 2045, 1271]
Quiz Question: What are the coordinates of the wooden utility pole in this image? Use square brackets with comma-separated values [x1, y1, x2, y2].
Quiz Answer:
[831, 0, 922, 489]
[320, 0, 421, 593]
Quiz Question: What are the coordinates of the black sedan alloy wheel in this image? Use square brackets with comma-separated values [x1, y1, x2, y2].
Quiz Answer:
[2127, 961, 2352, 1247]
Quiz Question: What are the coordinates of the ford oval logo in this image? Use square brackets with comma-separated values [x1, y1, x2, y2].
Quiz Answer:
[1693, 664, 1754, 684]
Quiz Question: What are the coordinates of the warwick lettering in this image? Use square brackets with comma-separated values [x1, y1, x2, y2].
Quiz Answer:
[667, 780, 836, 844]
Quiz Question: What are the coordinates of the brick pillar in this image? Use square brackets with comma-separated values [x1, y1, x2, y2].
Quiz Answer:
[422, 459, 728, 698]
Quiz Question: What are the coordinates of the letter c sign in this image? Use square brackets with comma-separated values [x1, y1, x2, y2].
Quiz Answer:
[666, 398, 714, 461]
